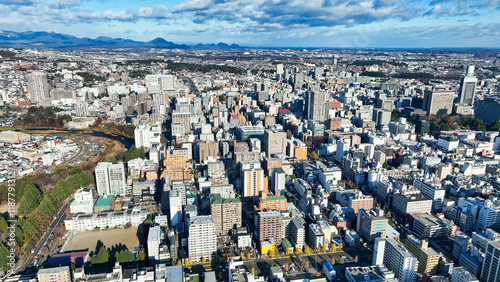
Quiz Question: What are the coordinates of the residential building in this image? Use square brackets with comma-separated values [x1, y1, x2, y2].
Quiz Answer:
[392, 193, 432, 222]
[263, 129, 287, 157]
[480, 241, 500, 282]
[405, 235, 440, 275]
[383, 238, 418, 282]
[288, 218, 305, 250]
[148, 226, 161, 263]
[187, 216, 217, 262]
[37, 266, 71, 282]
[95, 162, 126, 196]
[210, 193, 241, 235]
[258, 211, 282, 243]
[242, 168, 265, 197]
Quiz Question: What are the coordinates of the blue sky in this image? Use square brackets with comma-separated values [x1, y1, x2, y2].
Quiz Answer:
[1, 0, 499, 47]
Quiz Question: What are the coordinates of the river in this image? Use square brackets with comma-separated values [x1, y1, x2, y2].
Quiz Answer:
[27, 129, 134, 150]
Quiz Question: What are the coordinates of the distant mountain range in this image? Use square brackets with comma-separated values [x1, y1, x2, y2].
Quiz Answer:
[0, 30, 243, 50]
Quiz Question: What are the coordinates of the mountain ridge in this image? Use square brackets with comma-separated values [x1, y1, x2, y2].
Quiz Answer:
[0, 30, 243, 50]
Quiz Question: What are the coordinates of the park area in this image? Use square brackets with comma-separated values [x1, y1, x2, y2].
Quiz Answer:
[65, 227, 140, 252]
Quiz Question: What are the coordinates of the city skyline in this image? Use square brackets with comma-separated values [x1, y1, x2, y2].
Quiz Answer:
[1, 0, 500, 48]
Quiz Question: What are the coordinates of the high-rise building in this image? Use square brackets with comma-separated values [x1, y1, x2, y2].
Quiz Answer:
[258, 211, 282, 243]
[134, 124, 162, 150]
[392, 193, 432, 221]
[169, 190, 182, 227]
[373, 237, 385, 265]
[147, 226, 161, 263]
[210, 193, 241, 235]
[263, 129, 287, 157]
[423, 90, 455, 115]
[480, 241, 500, 282]
[383, 238, 419, 282]
[95, 162, 126, 196]
[288, 218, 305, 250]
[458, 66, 477, 106]
[405, 235, 440, 275]
[306, 90, 328, 121]
[28, 71, 50, 104]
[272, 168, 286, 195]
[187, 215, 217, 262]
[242, 168, 265, 197]
[172, 112, 191, 134]
[356, 208, 387, 242]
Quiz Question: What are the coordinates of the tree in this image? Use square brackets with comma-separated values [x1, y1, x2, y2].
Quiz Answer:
[286, 129, 292, 138]
[305, 262, 310, 269]
[269, 249, 275, 257]
[251, 268, 255, 274]
[286, 248, 291, 255]
[322, 244, 327, 252]
[310, 151, 319, 160]
[354, 255, 359, 263]
[304, 246, 310, 254]
[0, 242, 11, 271]
[339, 243, 343, 251]
[331, 244, 336, 252]
[0, 217, 7, 232]
[284, 263, 289, 272]
[18, 185, 42, 216]
[240, 254, 244, 261]
[116, 249, 135, 263]
[247, 253, 251, 259]
[218, 272, 223, 279]
[201, 256, 206, 264]
[177, 260, 181, 265]
[331, 257, 335, 266]
[91, 246, 109, 264]
[295, 247, 300, 255]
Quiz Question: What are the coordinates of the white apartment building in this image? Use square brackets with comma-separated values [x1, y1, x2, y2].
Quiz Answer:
[187, 216, 217, 262]
[64, 208, 147, 231]
[134, 124, 162, 150]
[383, 238, 418, 282]
[95, 162, 126, 196]
[147, 226, 161, 263]
[414, 178, 446, 212]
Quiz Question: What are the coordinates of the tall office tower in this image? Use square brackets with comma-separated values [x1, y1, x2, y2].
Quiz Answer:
[272, 168, 286, 195]
[306, 90, 328, 121]
[276, 63, 284, 76]
[187, 215, 217, 262]
[258, 211, 282, 243]
[169, 190, 182, 227]
[209, 193, 242, 235]
[422, 90, 455, 115]
[480, 241, 500, 282]
[405, 235, 440, 275]
[383, 238, 419, 282]
[263, 129, 287, 157]
[356, 208, 388, 242]
[74, 101, 90, 117]
[458, 66, 477, 106]
[242, 168, 265, 197]
[28, 71, 50, 103]
[373, 237, 386, 265]
[95, 162, 126, 196]
[147, 226, 161, 263]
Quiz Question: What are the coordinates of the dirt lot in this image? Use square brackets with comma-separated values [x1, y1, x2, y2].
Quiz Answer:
[65, 227, 140, 252]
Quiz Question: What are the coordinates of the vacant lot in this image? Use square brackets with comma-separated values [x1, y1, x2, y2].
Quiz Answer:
[66, 227, 139, 252]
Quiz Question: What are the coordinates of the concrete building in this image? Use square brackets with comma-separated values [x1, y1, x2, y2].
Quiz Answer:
[95, 162, 126, 196]
[306, 90, 328, 121]
[288, 218, 305, 250]
[451, 267, 478, 282]
[64, 208, 147, 231]
[423, 89, 455, 115]
[242, 168, 265, 197]
[414, 178, 445, 213]
[458, 66, 477, 106]
[169, 190, 182, 227]
[345, 265, 397, 282]
[198, 141, 219, 162]
[480, 241, 500, 282]
[147, 226, 161, 263]
[383, 238, 419, 282]
[187, 216, 217, 262]
[272, 168, 286, 195]
[263, 129, 287, 157]
[405, 235, 440, 275]
[258, 211, 282, 243]
[412, 213, 449, 238]
[307, 223, 325, 249]
[37, 266, 71, 282]
[28, 71, 50, 104]
[356, 208, 387, 242]
[392, 193, 432, 222]
[210, 193, 241, 235]
[70, 188, 94, 214]
[373, 237, 386, 265]
[134, 124, 161, 150]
